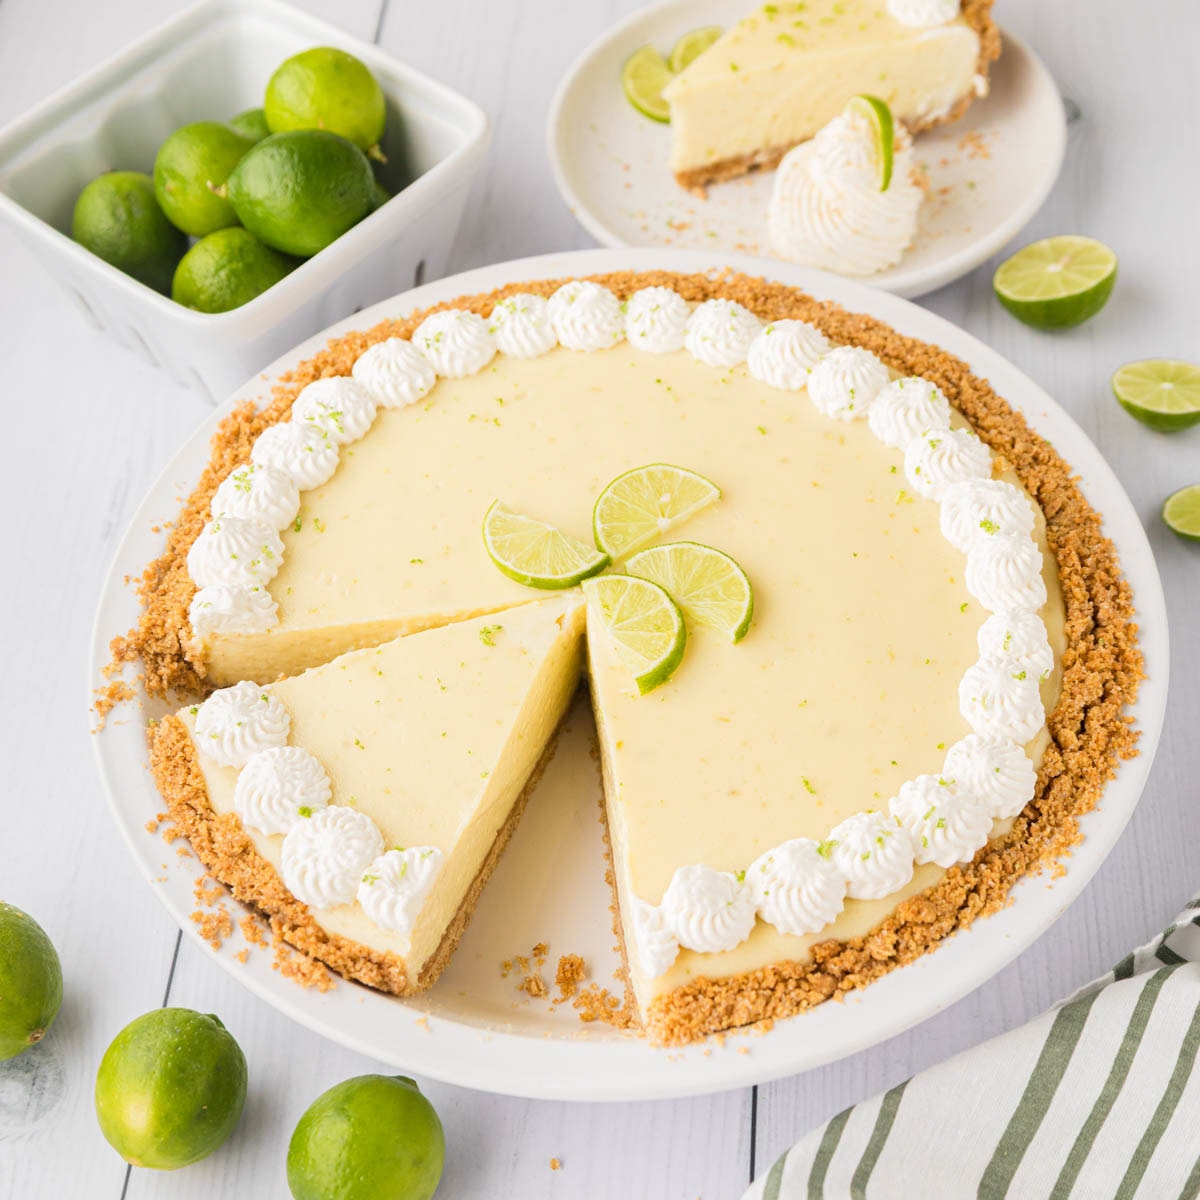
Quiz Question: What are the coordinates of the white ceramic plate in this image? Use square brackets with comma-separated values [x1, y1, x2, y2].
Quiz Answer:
[548, 2, 1066, 298]
[91, 249, 1167, 1102]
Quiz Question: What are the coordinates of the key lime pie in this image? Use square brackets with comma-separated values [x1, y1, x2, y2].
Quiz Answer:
[122, 270, 1141, 1045]
[663, 0, 1000, 193]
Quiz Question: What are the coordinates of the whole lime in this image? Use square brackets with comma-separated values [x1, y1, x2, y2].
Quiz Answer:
[0, 902, 63, 1061]
[172, 227, 296, 313]
[226, 130, 374, 258]
[287, 1074, 445, 1200]
[265, 46, 386, 155]
[153, 121, 254, 237]
[71, 170, 187, 293]
[228, 106, 271, 144]
[95, 1008, 247, 1170]
[371, 178, 391, 212]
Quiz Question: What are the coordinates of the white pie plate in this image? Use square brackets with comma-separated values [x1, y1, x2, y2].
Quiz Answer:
[91, 248, 1167, 1102]
[547, 2, 1067, 298]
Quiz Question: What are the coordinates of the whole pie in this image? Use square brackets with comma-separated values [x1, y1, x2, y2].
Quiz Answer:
[116, 269, 1141, 1046]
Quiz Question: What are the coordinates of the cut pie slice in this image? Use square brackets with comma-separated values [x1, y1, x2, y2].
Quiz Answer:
[153, 594, 586, 992]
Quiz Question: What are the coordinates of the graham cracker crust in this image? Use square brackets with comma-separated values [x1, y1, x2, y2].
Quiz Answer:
[120, 267, 1141, 1046]
[672, 0, 1002, 195]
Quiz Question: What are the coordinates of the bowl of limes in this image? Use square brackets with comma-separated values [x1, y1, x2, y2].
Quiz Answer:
[0, 0, 488, 400]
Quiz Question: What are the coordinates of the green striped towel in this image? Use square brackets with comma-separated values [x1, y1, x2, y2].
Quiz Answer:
[744, 899, 1200, 1200]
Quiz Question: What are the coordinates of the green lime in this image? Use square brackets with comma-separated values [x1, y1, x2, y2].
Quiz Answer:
[483, 501, 609, 589]
[0, 903, 63, 1061]
[371, 178, 391, 212]
[1112, 359, 1200, 432]
[592, 463, 721, 560]
[95, 1008, 247, 1170]
[71, 170, 187, 294]
[668, 25, 723, 72]
[154, 121, 255, 237]
[993, 236, 1118, 329]
[228, 107, 271, 143]
[845, 95, 895, 192]
[287, 1074, 444, 1200]
[583, 574, 687, 694]
[1162, 485, 1200, 542]
[226, 130, 375, 258]
[265, 47, 387, 157]
[172, 227, 296, 313]
[625, 541, 754, 643]
[622, 45, 673, 123]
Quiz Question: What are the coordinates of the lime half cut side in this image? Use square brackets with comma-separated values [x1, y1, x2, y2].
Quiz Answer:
[993, 236, 1118, 329]
[483, 502, 609, 589]
[668, 26, 723, 73]
[845, 95, 895, 192]
[625, 541, 754, 643]
[1112, 359, 1200, 432]
[593, 463, 721, 560]
[1162, 485, 1200, 542]
[583, 574, 687, 694]
[622, 45, 674, 123]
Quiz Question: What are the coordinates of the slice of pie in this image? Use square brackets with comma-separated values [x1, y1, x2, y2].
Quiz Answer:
[153, 596, 585, 992]
[663, 0, 1000, 194]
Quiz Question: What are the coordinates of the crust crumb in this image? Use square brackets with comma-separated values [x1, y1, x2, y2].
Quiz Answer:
[572, 983, 637, 1030]
[554, 954, 587, 1001]
[549, 1158, 562, 1172]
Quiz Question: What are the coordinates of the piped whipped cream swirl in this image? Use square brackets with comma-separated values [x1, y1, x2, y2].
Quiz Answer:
[189, 583, 278, 638]
[747, 320, 831, 390]
[251, 422, 340, 492]
[356, 847, 444, 936]
[488, 293, 558, 358]
[768, 111, 924, 276]
[959, 655, 1046, 743]
[281, 805, 383, 910]
[211, 463, 300, 531]
[660, 863, 757, 954]
[977, 610, 1054, 679]
[889, 774, 992, 868]
[412, 309, 497, 377]
[807, 346, 890, 420]
[887, 0, 960, 28]
[291, 377, 378, 445]
[234, 745, 332, 837]
[684, 299, 761, 368]
[187, 516, 284, 589]
[193, 681, 290, 768]
[904, 427, 992, 500]
[940, 479, 1036, 554]
[966, 533, 1048, 613]
[868, 377, 951, 448]
[351, 338, 436, 408]
[944, 734, 1037, 820]
[625, 287, 691, 354]
[629, 897, 680, 978]
[547, 282, 624, 351]
[747, 839, 847, 935]
[828, 811, 915, 900]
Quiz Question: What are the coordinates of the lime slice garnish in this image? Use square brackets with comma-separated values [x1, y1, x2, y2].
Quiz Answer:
[583, 574, 687, 694]
[593, 463, 721, 560]
[668, 26, 723, 73]
[625, 541, 754, 643]
[845, 95, 895, 192]
[1162, 485, 1200, 542]
[621, 45, 674, 123]
[993, 236, 1118, 330]
[1112, 360, 1200, 433]
[483, 501, 609, 589]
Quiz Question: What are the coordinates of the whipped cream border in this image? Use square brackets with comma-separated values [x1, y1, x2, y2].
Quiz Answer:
[186, 282, 1052, 963]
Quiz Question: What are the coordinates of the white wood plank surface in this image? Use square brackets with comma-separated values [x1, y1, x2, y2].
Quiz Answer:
[1, 1, 1197, 1197]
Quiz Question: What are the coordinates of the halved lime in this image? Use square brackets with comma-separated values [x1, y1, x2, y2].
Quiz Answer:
[483, 501, 608, 589]
[993, 236, 1118, 329]
[1112, 359, 1200, 432]
[583, 574, 687, 694]
[668, 26, 722, 73]
[622, 45, 673, 123]
[625, 541, 754, 643]
[1162, 485, 1200, 542]
[845, 95, 894, 192]
[593, 463, 721, 560]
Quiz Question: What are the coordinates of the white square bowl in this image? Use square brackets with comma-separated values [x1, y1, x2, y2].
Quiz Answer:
[0, 0, 489, 401]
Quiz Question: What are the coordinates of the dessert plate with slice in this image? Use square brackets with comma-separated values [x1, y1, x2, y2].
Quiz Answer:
[548, 1, 1067, 298]
[92, 248, 1166, 1101]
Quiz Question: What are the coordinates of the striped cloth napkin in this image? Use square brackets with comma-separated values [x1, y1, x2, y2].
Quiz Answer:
[744, 898, 1200, 1200]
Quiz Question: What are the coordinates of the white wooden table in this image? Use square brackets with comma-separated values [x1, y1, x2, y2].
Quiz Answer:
[2, 1, 1197, 1195]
